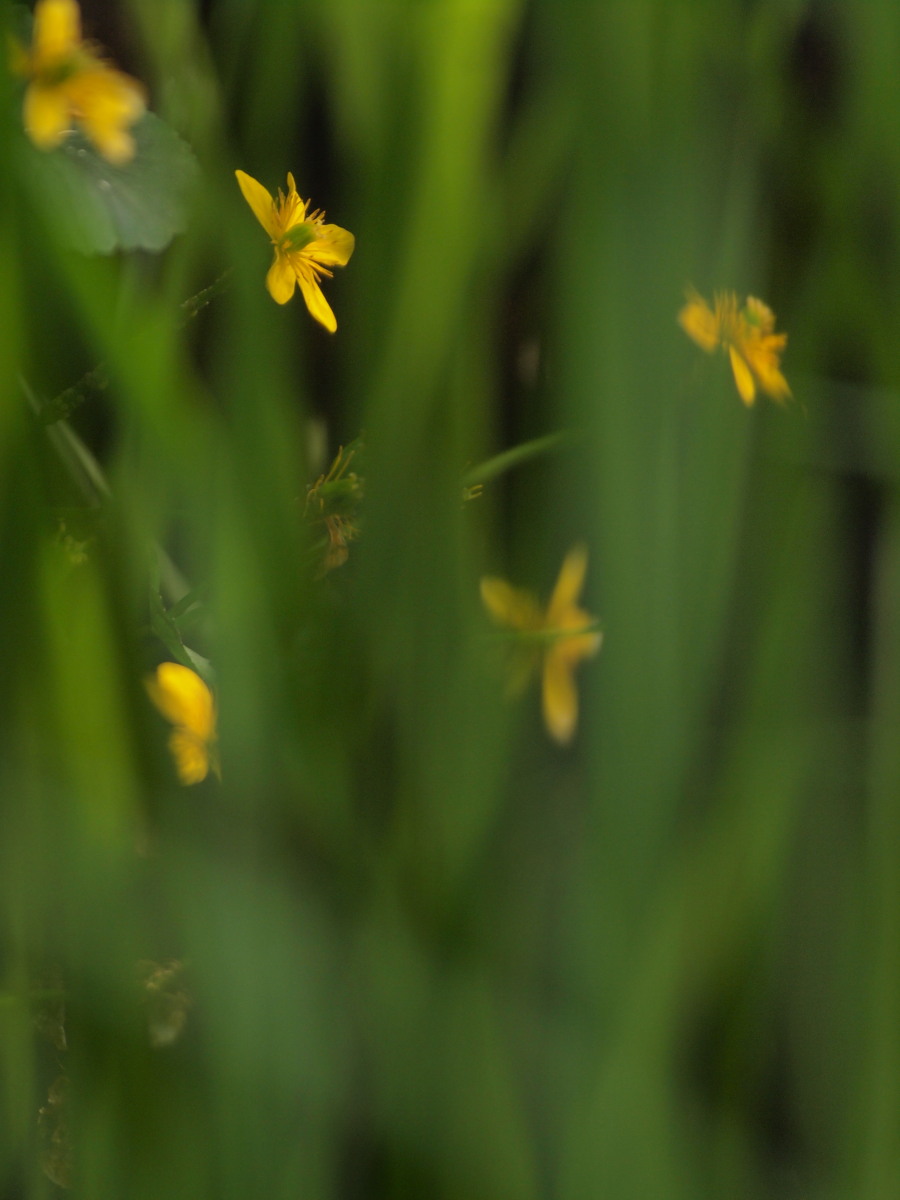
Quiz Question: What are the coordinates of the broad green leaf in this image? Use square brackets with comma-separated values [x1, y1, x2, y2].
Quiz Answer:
[17, 113, 199, 255]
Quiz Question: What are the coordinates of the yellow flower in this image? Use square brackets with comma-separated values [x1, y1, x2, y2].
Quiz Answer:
[480, 545, 602, 745]
[235, 169, 355, 332]
[678, 288, 790, 406]
[146, 662, 218, 786]
[13, 0, 146, 163]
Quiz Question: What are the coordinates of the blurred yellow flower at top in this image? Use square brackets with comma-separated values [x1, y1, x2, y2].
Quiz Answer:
[679, 288, 790, 406]
[235, 169, 355, 332]
[12, 0, 145, 164]
[146, 662, 218, 786]
[480, 545, 602, 746]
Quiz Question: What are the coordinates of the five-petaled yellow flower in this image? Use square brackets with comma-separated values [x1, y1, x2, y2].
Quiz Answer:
[480, 545, 602, 745]
[13, 0, 146, 164]
[146, 662, 219, 786]
[235, 169, 355, 332]
[678, 288, 790, 406]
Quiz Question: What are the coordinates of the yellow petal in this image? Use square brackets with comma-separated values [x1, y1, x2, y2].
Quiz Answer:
[546, 544, 589, 627]
[296, 266, 337, 332]
[743, 335, 791, 402]
[235, 169, 278, 240]
[307, 224, 355, 267]
[67, 67, 145, 163]
[755, 362, 791, 402]
[266, 253, 296, 304]
[83, 124, 133, 163]
[678, 291, 720, 353]
[23, 81, 70, 149]
[168, 729, 209, 785]
[146, 662, 216, 742]
[32, 0, 81, 67]
[480, 577, 543, 631]
[542, 648, 579, 745]
[728, 345, 756, 406]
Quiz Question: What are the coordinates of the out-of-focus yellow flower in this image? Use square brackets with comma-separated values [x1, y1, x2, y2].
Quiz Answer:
[679, 288, 790, 406]
[235, 169, 355, 332]
[480, 545, 602, 745]
[13, 0, 146, 163]
[146, 662, 218, 786]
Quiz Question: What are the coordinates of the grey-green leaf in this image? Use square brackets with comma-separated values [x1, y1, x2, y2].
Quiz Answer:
[18, 112, 199, 255]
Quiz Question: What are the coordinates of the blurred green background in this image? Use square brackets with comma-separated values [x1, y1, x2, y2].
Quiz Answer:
[2, 0, 899, 1196]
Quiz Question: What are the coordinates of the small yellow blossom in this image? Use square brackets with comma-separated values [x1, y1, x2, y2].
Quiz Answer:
[146, 662, 218, 785]
[678, 288, 790, 406]
[480, 545, 602, 745]
[235, 169, 355, 331]
[13, 0, 146, 163]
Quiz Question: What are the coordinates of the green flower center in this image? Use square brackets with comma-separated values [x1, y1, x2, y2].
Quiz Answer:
[38, 55, 82, 86]
[279, 223, 317, 253]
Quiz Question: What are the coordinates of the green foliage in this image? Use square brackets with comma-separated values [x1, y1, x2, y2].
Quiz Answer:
[2, 0, 899, 1197]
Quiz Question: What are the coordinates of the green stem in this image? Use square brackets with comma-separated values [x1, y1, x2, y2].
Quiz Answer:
[462, 430, 572, 487]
